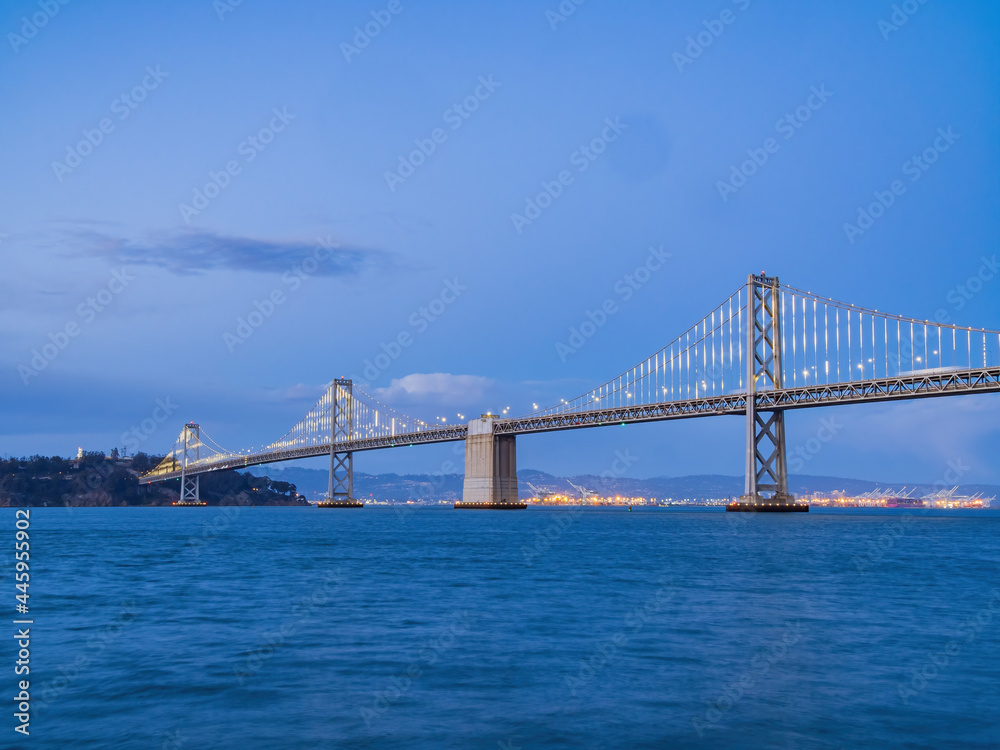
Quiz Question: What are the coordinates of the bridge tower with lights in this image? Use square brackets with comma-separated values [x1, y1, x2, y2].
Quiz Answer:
[319, 378, 363, 508]
[731, 273, 804, 512]
[177, 423, 203, 505]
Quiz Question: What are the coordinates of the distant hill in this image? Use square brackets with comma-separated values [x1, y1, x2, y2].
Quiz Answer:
[249, 465, 464, 502]
[249, 465, 1000, 503]
[10, 452, 992, 507]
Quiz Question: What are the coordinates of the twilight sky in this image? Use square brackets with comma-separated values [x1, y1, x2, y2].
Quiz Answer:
[1, 0, 998, 484]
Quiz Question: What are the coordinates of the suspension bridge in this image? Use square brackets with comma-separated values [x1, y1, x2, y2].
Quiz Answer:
[139, 273, 1000, 511]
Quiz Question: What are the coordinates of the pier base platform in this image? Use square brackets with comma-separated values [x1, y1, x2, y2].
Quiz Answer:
[726, 502, 809, 512]
[454, 502, 527, 510]
[317, 501, 364, 508]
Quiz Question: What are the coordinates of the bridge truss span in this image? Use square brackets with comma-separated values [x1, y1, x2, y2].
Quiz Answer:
[757, 366, 1000, 410]
[512, 273, 1000, 504]
[139, 384, 467, 485]
[518, 279, 1000, 424]
[140, 271, 1000, 508]
[495, 394, 748, 435]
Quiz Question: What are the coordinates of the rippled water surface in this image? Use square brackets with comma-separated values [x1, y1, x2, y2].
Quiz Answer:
[10, 506, 1000, 749]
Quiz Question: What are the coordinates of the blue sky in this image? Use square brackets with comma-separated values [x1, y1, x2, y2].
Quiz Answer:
[1, 0, 998, 484]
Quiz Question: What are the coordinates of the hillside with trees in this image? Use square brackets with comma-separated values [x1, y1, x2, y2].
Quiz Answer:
[0, 452, 308, 507]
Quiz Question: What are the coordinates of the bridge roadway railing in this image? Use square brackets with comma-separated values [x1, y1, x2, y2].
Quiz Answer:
[139, 366, 999, 483]
[756, 366, 1000, 410]
[494, 393, 749, 435]
[138, 424, 469, 483]
[498, 366, 1000, 435]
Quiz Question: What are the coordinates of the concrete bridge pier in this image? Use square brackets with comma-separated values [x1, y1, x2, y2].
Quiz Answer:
[457, 417, 524, 508]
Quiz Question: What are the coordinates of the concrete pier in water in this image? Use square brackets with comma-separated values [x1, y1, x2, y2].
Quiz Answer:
[457, 417, 525, 508]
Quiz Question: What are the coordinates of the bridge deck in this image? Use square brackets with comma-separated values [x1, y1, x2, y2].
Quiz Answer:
[139, 366, 1000, 483]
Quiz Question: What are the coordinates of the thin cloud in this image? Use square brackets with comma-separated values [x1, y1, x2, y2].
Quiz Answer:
[374, 373, 495, 405]
[276, 382, 330, 402]
[65, 228, 389, 277]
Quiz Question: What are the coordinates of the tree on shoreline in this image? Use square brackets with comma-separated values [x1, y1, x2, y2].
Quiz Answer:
[0, 452, 303, 507]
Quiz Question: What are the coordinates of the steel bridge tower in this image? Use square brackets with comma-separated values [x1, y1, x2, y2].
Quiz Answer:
[741, 273, 797, 507]
[179, 423, 201, 503]
[322, 378, 362, 507]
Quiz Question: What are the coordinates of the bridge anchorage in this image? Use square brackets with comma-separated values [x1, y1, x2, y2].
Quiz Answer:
[139, 270, 1000, 514]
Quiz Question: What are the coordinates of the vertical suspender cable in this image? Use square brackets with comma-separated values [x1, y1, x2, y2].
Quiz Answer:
[870, 314, 875, 377]
[711, 309, 716, 396]
[702, 316, 707, 397]
[836, 308, 840, 382]
[791, 291, 797, 387]
[824, 303, 829, 383]
[739, 289, 744, 391]
[728, 293, 733, 393]
[802, 297, 815, 378]
[859, 312, 865, 376]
